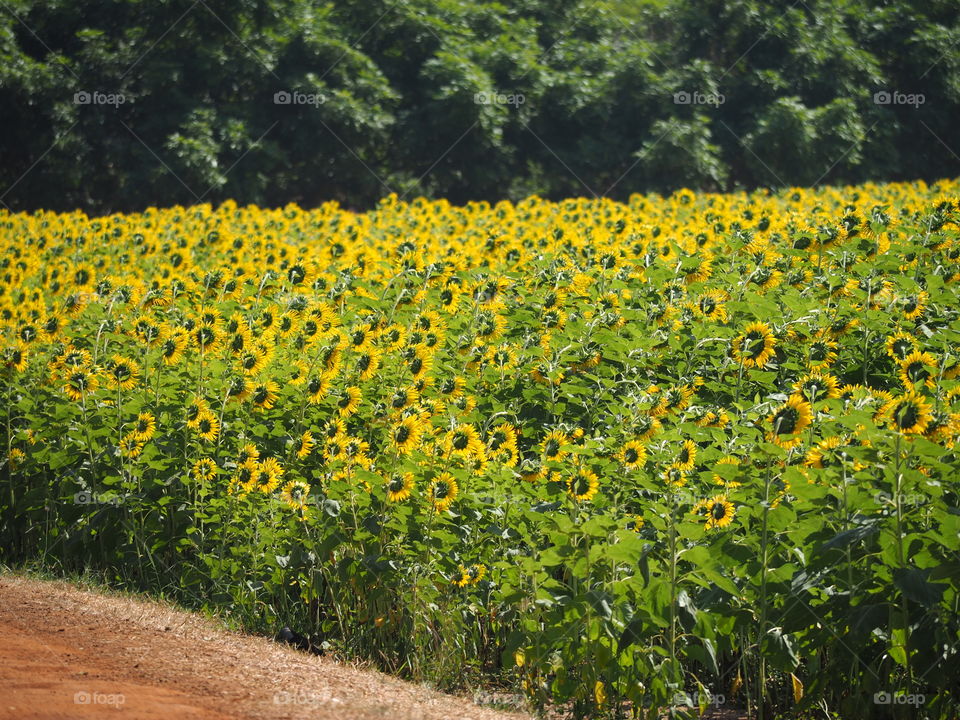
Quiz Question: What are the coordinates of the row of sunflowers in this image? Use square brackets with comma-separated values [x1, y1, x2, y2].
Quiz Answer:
[2, 180, 959, 718]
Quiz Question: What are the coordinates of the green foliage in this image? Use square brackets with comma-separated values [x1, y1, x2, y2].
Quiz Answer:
[0, 0, 958, 211]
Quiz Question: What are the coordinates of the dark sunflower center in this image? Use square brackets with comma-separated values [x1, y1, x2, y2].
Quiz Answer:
[774, 407, 799, 434]
[744, 332, 766, 357]
[894, 402, 919, 429]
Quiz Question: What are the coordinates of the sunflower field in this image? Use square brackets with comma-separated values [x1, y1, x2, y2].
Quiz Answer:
[2, 179, 960, 719]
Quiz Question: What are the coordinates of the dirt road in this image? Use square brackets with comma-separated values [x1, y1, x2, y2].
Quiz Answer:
[0, 574, 529, 720]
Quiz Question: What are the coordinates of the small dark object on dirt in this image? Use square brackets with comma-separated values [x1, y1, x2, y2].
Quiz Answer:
[276, 626, 324, 655]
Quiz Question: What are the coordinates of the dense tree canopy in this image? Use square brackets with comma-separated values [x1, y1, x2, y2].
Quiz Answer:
[1, 0, 957, 212]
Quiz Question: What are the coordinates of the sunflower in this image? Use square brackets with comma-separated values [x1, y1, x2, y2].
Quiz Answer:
[4, 342, 29, 372]
[695, 406, 730, 428]
[336, 386, 362, 417]
[804, 436, 847, 469]
[899, 291, 928, 320]
[252, 457, 284, 493]
[191, 458, 218, 483]
[280, 479, 312, 512]
[662, 463, 688, 488]
[445, 423, 484, 459]
[659, 384, 694, 415]
[540, 429, 569, 464]
[428, 472, 459, 513]
[806, 337, 838, 370]
[228, 460, 255, 495]
[63, 369, 98, 401]
[191, 321, 222, 354]
[348, 322, 376, 352]
[224, 375, 250, 402]
[386, 472, 414, 502]
[237, 344, 271, 376]
[680, 252, 713, 284]
[185, 396, 210, 428]
[791, 371, 841, 404]
[674, 439, 697, 471]
[732, 321, 777, 368]
[195, 411, 220, 442]
[294, 430, 315, 459]
[488, 344, 519, 372]
[695, 494, 735, 530]
[884, 391, 933, 435]
[635, 414, 662, 441]
[453, 563, 487, 587]
[274, 311, 299, 338]
[566, 466, 599, 502]
[487, 423, 519, 465]
[225, 322, 252, 356]
[391, 416, 424, 455]
[237, 443, 260, 464]
[158, 329, 188, 366]
[305, 375, 331, 405]
[251, 380, 280, 410]
[898, 350, 937, 390]
[618, 440, 647, 469]
[104, 354, 139, 391]
[379, 324, 406, 352]
[429, 374, 460, 401]
[41, 311, 65, 340]
[885, 331, 918, 361]
[767, 396, 813, 449]
[693, 289, 728, 322]
[475, 307, 506, 341]
[354, 348, 383, 382]
[119, 432, 144, 458]
[132, 412, 156, 442]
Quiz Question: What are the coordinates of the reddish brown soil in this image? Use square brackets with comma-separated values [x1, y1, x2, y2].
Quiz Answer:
[0, 574, 530, 720]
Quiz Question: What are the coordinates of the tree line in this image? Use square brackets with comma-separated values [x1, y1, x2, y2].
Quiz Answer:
[1, 0, 957, 212]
